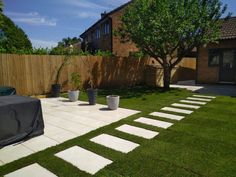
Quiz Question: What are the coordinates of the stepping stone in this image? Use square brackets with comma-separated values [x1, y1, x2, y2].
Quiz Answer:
[90, 134, 139, 153]
[193, 95, 216, 99]
[150, 112, 185, 121]
[135, 117, 173, 129]
[161, 107, 193, 114]
[171, 103, 200, 109]
[4, 163, 57, 177]
[116, 124, 159, 139]
[187, 97, 211, 102]
[180, 100, 207, 105]
[55, 146, 112, 175]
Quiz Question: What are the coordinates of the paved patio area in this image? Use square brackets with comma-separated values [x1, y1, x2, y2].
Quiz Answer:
[171, 80, 236, 96]
[0, 97, 140, 166]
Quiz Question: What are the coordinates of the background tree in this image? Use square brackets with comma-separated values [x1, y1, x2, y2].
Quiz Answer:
[51, 37, 81, 54]
[119, 0, 230, 89]
[0, 15, 32, 53]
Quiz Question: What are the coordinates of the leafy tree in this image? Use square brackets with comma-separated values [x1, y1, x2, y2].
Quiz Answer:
[0, 15, 32, 53]
[119, 0, 230, 89]
[0, 0, 3, 26]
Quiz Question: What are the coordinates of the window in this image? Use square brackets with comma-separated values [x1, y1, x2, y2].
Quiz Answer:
[96, 28, 100, 39]
[208, 49, 220, 66]
[104, 22, 110, 35]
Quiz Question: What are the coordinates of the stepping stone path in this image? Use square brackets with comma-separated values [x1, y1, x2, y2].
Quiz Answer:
[135, 117, 173, 129]
[4, 94, 216, 176]
[150, 112, 185, 120]
[171, 103, 200, 109]
[161, 107, 193, 114]
[116, 124, 159, 139]
[55, 146, 112, 175]
[90, 134, 140, 153]
[180, 100, 207, 105]
[187, 97, 212, 102]
[4, 163, 57, 177]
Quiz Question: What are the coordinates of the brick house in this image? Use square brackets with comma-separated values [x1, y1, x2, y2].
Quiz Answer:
[197, 17, 236, 84]
[80, 1, 138, 57]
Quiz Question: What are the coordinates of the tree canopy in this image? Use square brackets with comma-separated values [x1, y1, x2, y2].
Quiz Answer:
[0, 15, 32, 53]
[119, 0, 230, 88]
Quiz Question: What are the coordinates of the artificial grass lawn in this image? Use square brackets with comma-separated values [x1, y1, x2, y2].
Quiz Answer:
[0, 86, 236, 177]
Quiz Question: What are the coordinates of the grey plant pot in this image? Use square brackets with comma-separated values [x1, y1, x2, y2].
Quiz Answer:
[68, 90, 79, 102]
[107, 95, 120, 110]
[87, 88, 98, 105]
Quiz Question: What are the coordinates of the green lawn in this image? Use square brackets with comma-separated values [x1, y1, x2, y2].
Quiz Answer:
[0, 86, 236, 177]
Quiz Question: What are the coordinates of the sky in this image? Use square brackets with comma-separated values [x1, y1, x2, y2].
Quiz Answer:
[2, 0, 236, 48]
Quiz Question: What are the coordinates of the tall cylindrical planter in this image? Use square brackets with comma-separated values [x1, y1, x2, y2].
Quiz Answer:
[107, 95, 120, 110]
[87, 88, 98, 105]
[51, 84, 61, 98]
[68, 90, 79, 102]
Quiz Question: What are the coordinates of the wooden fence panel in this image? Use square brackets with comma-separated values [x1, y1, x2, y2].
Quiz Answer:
[0, 54, 196, 95]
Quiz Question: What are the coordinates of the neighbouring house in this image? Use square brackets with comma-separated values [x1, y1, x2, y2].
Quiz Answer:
[80, 1, 138, 57]
[197, 16, 236, 84]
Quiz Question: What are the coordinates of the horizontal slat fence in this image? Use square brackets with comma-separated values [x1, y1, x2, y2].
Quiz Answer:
[0, 54, 196, 95]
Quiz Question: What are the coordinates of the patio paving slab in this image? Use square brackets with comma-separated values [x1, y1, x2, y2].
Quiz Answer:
[150, 112, 185, 121]
[22, 135, 58, 152]
[115, 124, 159, 139]
[187, 97, 212, 102]
[180, 100, 207, 105]
[134, 117, 173, 129]
[90, 134, 140, 153]
[4, 163, 57, 177]
[161, 107, 193, 114]
[193, 95, 216, 99]
[0, 144, 34, 165]
[44, 124, 78, 143]
[55, 146, 112, 175]
[171, 103, 200, 109]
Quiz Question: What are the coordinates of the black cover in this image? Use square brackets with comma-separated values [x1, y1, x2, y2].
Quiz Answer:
[0, 95, 44, 148]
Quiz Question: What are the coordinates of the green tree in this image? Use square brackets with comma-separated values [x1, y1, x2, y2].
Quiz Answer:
[0, 0, 3, 28]
[119, 0, 230, 89]
[0, 15, 32, 53]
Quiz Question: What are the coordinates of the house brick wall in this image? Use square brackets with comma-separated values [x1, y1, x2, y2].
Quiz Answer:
[197, 39, 236, 83]
[109, 9, 139, 57]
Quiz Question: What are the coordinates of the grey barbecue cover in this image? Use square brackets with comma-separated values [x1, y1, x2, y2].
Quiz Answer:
[0, 95, 44, 148]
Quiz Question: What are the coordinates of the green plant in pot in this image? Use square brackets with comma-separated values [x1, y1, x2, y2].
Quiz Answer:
[87, 72, 98, 105]
[51, 46, 72, 97]
[68, 72, 81, 102]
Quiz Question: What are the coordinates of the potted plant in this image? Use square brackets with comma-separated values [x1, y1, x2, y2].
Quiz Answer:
[51, 46, 73, 97]
[87, 74, 98, 105]
[107, 95, 120, 110]
[68, 72, 81, 102]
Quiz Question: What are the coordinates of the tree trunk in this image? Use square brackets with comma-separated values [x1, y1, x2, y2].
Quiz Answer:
[163, 65, 171, 90]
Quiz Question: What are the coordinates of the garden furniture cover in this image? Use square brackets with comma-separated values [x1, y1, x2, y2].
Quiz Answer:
[0, 95, 44, 148]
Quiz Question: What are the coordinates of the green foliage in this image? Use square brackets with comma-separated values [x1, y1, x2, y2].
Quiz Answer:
[0, 0, 3, 27]
[119, 0, 230, 88]
[94, 50, 114, 57]
[0, 15, 32, 52]
[70, 72, 81, 90]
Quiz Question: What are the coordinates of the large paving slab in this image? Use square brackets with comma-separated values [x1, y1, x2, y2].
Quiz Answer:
[90, 134, 140, 153]
[4, 163, 57, 177]
[150, 112, 185, 121]
[135, 117, 173, 129]
[161, 107, 193, 114]
[116, 124, 159, 139]
[180, 100, 207, 105]
[187, 97, 212, 102]
[55, 146, 112, 175]
[171, 103, 200, 109]
[193, 95, 216, 99]
[0, 97, 140, 166]
[22, 135, 59, 152]
[0, 144, 34, 165]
